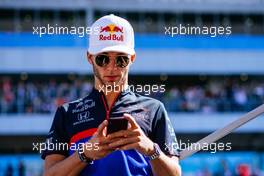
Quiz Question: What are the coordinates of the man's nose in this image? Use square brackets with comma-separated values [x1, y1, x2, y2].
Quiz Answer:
[106, 58, 117, 70]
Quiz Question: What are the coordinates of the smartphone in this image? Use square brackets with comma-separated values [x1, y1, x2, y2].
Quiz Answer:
[107, 117, 128, 135]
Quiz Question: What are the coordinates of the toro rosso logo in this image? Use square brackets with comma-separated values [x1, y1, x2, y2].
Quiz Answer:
[99, 24, 124, 41]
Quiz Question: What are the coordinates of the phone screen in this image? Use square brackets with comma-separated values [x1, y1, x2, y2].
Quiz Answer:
[107, 117, 128, 134]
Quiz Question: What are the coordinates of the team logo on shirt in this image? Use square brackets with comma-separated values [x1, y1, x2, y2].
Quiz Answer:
[77, 111, 90, 121]
[119, 105, 151, 120]
[73, 111, 94, 126]
[72, 99, 95, 114]
[131, 111, 150, 120]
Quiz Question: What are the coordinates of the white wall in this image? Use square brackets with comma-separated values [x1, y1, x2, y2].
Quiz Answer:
[1, 48, 264, 74]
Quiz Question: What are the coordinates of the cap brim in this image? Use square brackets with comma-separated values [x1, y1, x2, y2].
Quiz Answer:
[89, 45, 135, 55]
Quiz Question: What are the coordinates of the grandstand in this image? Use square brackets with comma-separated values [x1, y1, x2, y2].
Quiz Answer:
[0, 0, 264, 175]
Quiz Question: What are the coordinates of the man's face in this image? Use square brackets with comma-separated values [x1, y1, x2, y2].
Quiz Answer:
[88, 52, 135, 88]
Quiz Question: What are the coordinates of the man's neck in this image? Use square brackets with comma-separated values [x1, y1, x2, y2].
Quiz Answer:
[95, 83, 127, 108]
[104, 91, 120, 108]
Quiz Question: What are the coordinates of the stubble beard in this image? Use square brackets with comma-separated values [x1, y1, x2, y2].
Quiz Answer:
[93, 64, 128, 92]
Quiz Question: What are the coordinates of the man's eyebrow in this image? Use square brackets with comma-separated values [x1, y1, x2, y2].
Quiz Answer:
[115, 52, 128, 55]
[116, 53, 128, 55]
[101, 52, 108, 54]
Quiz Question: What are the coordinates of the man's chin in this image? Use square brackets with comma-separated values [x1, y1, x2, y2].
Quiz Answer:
[103, 81, 124, 89]
[104, 81, 119, 87]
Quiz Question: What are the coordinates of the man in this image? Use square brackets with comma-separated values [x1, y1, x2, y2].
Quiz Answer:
[42, 14, 181, 176]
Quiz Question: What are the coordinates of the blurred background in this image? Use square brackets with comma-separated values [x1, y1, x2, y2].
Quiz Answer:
[0, 0, 264, 175]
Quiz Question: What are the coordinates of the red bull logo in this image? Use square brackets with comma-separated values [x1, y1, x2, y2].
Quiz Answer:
[99, 24, 124, 41]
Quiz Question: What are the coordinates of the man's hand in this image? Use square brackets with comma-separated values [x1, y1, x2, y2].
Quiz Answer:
[84, 120, 115, 160]
[107, 113, 155, 156]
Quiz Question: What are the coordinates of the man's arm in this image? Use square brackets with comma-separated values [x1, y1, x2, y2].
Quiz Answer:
[44, 120, 115, 176]
[44, 152, 86, 176]
[149, 154, 181, 176]
[108, 114, 181, 176]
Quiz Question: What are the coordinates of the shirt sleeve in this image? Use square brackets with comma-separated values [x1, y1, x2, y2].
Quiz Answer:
[151, 102, 180, 157]
[41, 106, 69, 159]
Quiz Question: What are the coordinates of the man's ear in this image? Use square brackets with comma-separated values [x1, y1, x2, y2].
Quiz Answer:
[87, 52, 93, 65]
[131, 54, 136, 63]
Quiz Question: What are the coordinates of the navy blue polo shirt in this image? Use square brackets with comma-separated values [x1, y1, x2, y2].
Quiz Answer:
[41, 87, 179, 176]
